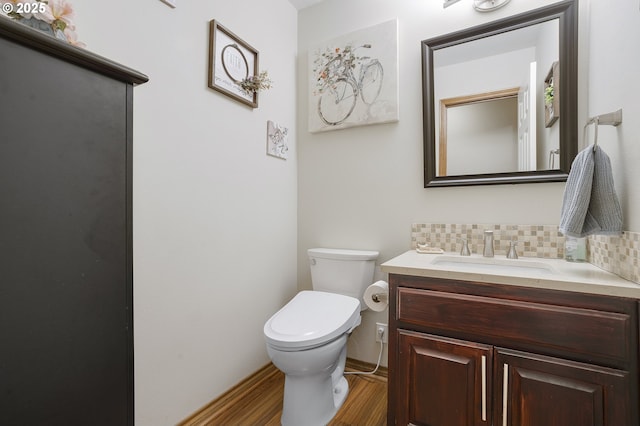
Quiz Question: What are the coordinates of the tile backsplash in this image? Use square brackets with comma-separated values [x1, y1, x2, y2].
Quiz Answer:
[589, 232, 640, 284]
[411, 223, 640, 284]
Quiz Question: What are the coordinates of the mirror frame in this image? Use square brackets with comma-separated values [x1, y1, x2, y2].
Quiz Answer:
[422, 0, 578, 187]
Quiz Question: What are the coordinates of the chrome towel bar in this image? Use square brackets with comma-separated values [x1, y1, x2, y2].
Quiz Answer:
[584, 108, 622, 151]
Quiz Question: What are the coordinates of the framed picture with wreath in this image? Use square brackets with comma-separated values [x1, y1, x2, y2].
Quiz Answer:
[208, 20, 259, 108]
[544, 61, 559, 128]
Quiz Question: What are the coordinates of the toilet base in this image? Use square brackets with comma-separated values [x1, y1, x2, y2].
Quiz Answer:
[272, 336, 350, 426]
[281, 368, 350, 426]
[333, 376, 349, 410]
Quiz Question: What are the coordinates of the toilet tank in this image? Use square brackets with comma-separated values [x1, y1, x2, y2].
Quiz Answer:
[308, 248, 379, 309]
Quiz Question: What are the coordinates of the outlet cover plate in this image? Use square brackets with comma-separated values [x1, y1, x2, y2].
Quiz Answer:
[375, 322, 388, 344]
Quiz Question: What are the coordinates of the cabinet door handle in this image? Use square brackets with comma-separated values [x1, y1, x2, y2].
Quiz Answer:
[481, 355, 487, 421]
[502, 363, 509, 426]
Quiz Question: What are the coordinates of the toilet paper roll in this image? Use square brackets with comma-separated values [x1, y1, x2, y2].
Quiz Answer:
[364, 280, 389, 312]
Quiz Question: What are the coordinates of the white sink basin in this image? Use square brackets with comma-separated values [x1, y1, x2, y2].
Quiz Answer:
[430, 255, 555, 275]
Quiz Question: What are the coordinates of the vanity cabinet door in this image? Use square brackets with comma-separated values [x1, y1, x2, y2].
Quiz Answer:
[396, 330, 492, 426]
[495, 348, 631, 426]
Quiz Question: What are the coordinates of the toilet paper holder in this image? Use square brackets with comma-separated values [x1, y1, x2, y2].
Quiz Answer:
[371, 292, 388, 303]
[364, 280, 389, 311]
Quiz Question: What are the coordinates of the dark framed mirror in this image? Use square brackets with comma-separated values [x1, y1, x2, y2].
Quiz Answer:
[422, 0, 578, 187]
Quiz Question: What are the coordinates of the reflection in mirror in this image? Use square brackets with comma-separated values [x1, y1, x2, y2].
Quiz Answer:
[438, 88, 520, 175]
[422, 0, 578, 187]
[435, 19, 558, 175]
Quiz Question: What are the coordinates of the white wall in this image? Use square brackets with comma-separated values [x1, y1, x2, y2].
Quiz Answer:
[73, 1, 298, 424]
[297, 0, 639, 366]
[586, 0, 640, 232]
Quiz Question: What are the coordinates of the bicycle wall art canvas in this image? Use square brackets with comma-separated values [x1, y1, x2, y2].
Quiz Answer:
[208, 20, 259, 108]
[308, 19, 399, 132]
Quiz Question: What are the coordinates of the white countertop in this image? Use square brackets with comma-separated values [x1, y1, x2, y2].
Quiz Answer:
[381, 250, 640, 298]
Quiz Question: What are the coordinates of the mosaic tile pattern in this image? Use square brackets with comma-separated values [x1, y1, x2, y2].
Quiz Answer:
[411, 224, 640, 284]
[411, 223, 565, 259]
[589, 232, 640, 284]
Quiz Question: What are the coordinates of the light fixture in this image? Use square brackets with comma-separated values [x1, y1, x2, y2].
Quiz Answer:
[443, 0, 463, 8]
[443, 0, 511, 11]
[473, 0, 511, 12]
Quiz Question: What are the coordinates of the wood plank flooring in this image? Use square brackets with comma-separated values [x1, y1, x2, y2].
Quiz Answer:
[180, 359, 387, 426]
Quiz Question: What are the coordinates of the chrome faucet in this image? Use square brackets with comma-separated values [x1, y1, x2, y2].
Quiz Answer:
[483, 230, 494, 257]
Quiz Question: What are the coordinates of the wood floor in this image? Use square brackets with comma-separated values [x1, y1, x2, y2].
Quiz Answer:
[179, 359, 387, 426]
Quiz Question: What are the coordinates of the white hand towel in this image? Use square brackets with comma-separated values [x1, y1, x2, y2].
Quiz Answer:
[559, 145, 623, 237]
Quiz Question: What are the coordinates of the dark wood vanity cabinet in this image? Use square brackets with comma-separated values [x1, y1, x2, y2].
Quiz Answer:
[397, 331, 493, 425]
[388, 274, 640, 426]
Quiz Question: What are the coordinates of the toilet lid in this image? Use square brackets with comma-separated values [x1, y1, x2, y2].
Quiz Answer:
[264, 291, 361, 351]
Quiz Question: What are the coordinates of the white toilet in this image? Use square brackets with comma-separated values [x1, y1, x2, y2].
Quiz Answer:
[263, 248, 379, 426]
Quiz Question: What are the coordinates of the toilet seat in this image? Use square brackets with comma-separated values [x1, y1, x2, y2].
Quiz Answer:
[264, 291, 361, 351]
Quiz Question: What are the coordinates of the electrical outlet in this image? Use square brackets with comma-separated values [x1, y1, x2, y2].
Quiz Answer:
[375, 322, 388, 343]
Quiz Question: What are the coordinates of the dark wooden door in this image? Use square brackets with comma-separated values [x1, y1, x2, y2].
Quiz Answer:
[495, 348, 630, 426]
[0, 32, 133, 425]
[396, 330, 493, 426]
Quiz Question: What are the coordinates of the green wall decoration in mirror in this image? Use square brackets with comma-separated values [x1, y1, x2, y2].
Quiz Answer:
[422, 0, 578, 187]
